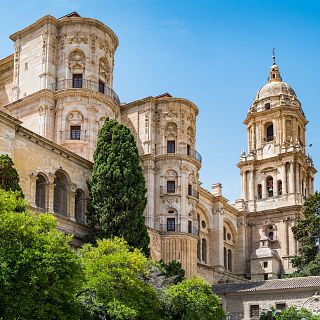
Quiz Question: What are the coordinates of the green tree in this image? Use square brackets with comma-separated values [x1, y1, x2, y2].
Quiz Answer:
[78, 237, 161, 320]
[87, 118, 150, 255]
[290, 192, 320, 276]
[0, 189, 84, 320]
[163, 277, 224, 320]
[0, 154, 23, 194]
[158, 259, 185, 284]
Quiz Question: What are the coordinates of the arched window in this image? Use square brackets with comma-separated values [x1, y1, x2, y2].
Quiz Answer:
[201, 238, 207, 263]
[75, 189, 85, 223]
[53, 171, 69, 216]
[197, 240, 201, 260]
[266, 123, 274, 142]
[257, 184, 262, 199]
[35, 174, 46, 210]
[268, 231, 274, 241]
[278, 180, 282, 196]
[227, 249, 232, 271]
[266, 176, 273, 197]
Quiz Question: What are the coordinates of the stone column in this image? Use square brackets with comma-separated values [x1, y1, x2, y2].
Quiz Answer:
[29, 173, 38, 207]
[282, 116, 286, 144]
[242, 171, 247, 201]
[295, 163, 300, 194]
[282, 164, 287, 195]
[289, 162, 295, 194]
[144, 161, 155, 229]
[69, 183, 77, 221]
[262, 176, 267, 199]
[249, 170, 255, 201]
[47, 173, 55, 213]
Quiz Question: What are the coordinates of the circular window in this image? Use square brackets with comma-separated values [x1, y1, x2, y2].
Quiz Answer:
[201, 220, 206, 228]
[227, 233, 232, 241]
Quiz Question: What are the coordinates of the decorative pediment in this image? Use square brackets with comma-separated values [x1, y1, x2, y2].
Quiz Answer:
[68, 50, 86, 71]
[68, 111, 83, 125]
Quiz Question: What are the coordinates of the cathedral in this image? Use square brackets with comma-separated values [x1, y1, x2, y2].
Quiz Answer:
[0, 12, 316, 284]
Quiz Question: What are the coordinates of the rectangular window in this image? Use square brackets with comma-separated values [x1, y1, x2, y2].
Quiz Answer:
[167, 181, 175, 193]
[99, 80, 105, 94]
[263, 261, 268, 268]
[188, 184, 192, 196]
[250, 305, 259, 317]
[188, 220, 192, 234]
[167, 140, 175, 154]
[72, 74, 83, 88]
[70, 126, 81, 140]
[167, 218, 175, 231]
[187, 144, 191, 156]
[276, 303, 286, 311]
[264, 274, 269, 280]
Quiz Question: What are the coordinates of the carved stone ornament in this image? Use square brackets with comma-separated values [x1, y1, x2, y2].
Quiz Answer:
[165, 122, 177, 137]
[163, 107, 177, 119]
[68, 111, 83, 125]
[98, 117, 106, 129]
[68, 50, 86, 71]
[99, 57, 111, 81]
[68, 31, 88, 45]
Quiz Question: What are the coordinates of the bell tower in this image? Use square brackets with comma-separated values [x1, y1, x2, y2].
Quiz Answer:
[238, 56, 316, 280]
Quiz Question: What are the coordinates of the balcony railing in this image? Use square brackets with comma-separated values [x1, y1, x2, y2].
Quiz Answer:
[52, 79, 120, 105]
[263, 136, 275, 142]
[156, 146, 202, 163]
[188, 188, 199, 199]
[159, 223, 199, 236]
[60, 130, 87, 141]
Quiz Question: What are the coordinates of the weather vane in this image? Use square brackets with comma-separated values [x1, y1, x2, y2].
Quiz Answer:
[272, 48, 276, 65]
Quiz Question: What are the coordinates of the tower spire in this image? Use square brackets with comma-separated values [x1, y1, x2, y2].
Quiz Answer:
[272, 48, 276, 65]
[269, 49, 282, 82]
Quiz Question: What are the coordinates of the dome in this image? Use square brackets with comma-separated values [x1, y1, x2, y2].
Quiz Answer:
[255, 81, 296, 102]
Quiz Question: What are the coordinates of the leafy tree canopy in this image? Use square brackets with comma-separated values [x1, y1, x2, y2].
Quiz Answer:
[0, 154, 23, 195]
[79, 237, 160, 320]
[0, 189, 83, 320]
[163, 277, 224, 320]
[290, 192, 320, 276]
[87, 119, 150, 255]
[157, 259, 185, 284]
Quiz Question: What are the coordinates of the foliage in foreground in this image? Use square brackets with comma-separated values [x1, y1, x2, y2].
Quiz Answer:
[0, 189, 83, 320]
[87, 118, 150, 255]
[163, 277, 225, 320]
[78, 237, 160, 320]
[157, 259, 185, 284]
[290, 192, 320, 277]
[260, 306, 320, 320]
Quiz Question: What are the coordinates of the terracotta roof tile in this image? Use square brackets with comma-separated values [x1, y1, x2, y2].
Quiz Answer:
[212, 276, 320, 294]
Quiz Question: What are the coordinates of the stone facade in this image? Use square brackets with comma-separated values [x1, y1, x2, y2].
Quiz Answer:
[0, 12, 316, 283]
[213, 276, 320, 319]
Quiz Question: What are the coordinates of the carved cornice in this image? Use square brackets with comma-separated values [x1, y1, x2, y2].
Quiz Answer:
[10, 15, 118, 49]
[121, 96, 199, 115]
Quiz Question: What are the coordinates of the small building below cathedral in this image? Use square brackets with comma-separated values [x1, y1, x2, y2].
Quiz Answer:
[0, 12, 316, 283]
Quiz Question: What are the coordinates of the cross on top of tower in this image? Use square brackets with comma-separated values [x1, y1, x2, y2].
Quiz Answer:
[272, 48, 276, 65]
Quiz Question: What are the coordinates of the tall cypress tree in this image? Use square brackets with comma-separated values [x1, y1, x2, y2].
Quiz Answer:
[291, 192, 320, 274]
[0, 154, 23, 195]
[87, 119, 150, 255]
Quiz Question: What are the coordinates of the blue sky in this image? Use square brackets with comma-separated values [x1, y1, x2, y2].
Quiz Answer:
[0, 0, 319, 200]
